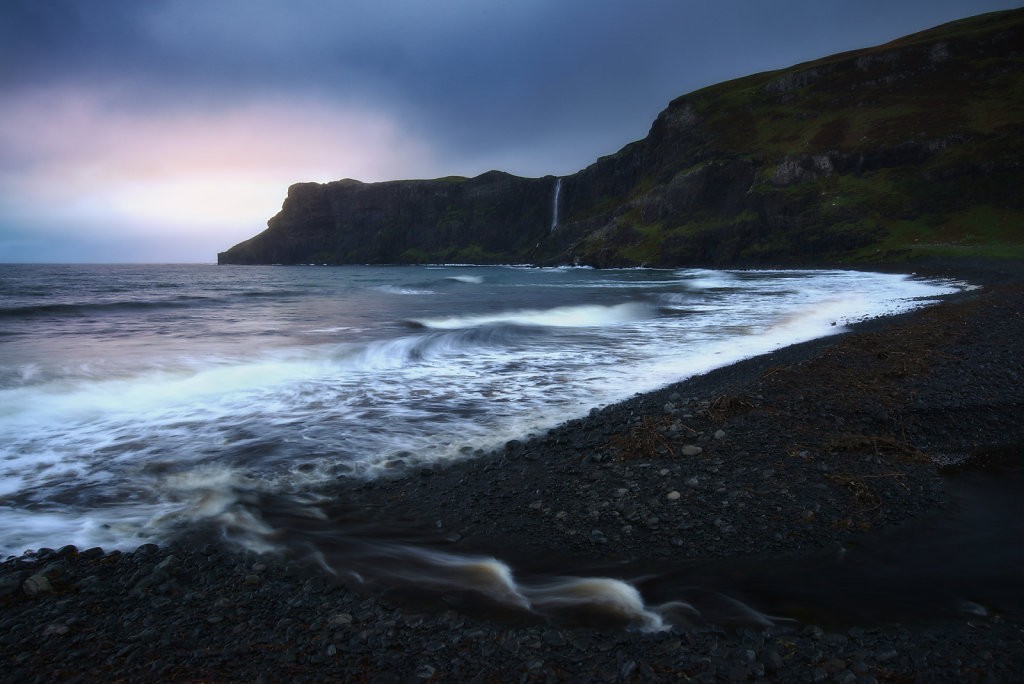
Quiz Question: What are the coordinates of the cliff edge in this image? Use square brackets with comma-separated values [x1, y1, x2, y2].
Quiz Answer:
[219, 8, 1024, 267]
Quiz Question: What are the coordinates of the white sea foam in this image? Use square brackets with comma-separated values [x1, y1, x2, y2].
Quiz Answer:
[0, 266, 963, 556]
[412, 301, 653, 329]
[373, 285, 435, 295]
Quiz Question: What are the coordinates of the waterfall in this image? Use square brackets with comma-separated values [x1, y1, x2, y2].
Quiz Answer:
[550, 178, 562, 233]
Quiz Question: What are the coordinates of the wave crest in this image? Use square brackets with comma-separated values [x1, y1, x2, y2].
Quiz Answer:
[411, 302, 653, 329]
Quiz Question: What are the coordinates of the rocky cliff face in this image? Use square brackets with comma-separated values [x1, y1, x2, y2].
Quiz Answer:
[219, 8, 1024, 267]
[220, 172, 558, 265]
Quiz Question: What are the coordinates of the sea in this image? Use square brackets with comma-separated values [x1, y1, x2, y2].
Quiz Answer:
[1, 263, 975, 625]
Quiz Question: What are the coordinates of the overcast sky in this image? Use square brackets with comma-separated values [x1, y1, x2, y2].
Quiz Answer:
[1, 0, 1019, 263]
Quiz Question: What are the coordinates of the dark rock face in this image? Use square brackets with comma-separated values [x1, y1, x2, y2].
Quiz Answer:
[219, 172, 559, 265]
[219, 8, 1024, 267]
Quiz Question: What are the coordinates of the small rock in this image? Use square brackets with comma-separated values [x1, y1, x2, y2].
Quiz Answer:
[328, 613, 353, 627]
[760, 647, 784, 674]
[804, 624, 825, 640]
[153, 555, 178, 574]
[543, 630, 565, 647]
[138, 628, 160, 643]
[681, 445, 702, 456]
[666, 490, 681, 501]
[728, 664, 749, 681]
[0, 574, 23, 597]
[22, 574, 53, 596]
[713, 429, 726, 440]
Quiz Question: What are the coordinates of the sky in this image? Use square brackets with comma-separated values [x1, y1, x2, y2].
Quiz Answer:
[1, 1, 1020, 263]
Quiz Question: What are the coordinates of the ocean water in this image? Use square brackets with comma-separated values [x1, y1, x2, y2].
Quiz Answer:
[0, 263, 962, 562]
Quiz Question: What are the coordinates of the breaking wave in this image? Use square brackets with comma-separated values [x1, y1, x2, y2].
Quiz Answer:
[411, 302, 654, 329]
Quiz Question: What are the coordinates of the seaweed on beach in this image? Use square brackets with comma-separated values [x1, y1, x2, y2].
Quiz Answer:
[605, 416, 676, 460]
[706, 394, 755, 421]
[603, 415, 699, 461]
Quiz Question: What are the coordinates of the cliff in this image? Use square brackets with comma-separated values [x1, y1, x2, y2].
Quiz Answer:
[219, 8, 1024, 267]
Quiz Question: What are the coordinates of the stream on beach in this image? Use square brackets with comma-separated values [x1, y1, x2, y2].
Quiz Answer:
[6, 263, 1015, 629]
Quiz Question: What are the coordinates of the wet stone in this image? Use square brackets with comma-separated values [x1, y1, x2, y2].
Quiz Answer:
[0, 574, 23, 597]
[22, 574, 53, 596]
[543, 630, 566, 647]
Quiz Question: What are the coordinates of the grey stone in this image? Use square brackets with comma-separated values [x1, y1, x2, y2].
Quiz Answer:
[43, 623, 70, 636]
[0, 573, 23, 597]
[22, 574, 53, 596]
[760, 647, 784, 674]
[329, 613, 353, 627]
[682, 445, 702, 456]
[153, 555, 178, 574]
[543, 630, 566, 647]
[804, 624, 825, 640]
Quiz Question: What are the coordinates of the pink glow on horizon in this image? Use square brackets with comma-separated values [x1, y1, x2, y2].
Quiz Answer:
[0, 85, 436, 242]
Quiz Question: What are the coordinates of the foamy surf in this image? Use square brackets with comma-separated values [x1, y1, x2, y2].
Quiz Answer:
[411, 301, 653, 329]
[0, 264, 963, 557]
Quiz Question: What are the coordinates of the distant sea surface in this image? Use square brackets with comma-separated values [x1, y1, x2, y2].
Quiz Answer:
[0, 263, 962, 557]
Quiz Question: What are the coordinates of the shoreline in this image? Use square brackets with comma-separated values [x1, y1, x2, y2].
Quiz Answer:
[2, 258, 1022, 682]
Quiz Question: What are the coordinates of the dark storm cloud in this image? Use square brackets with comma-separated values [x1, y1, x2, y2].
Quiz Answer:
[5, 0, 1019, 177]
